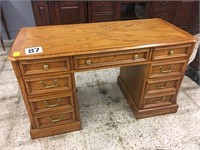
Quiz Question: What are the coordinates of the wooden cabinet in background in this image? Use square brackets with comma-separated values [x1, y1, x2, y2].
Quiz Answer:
[32, 1, 199, 34]
[147, 1, 178, 23]
[51, 1, 87, 24]
[32, 1, 87, 25]
[172, 1, 199, 34]
[31, 1, 51, 26]
[88, 1, 115, 23]
[115, 1, 148, 21]
[147, 1, 199, 34]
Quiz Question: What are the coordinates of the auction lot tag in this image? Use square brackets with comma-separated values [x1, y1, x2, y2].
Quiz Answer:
[25, 46, 43, 55]
[13, 52, 20, 57]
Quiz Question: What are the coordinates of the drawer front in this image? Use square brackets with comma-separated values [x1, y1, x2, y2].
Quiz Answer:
[91, 15, 113, 23]
[149, 60, 186, 78]
[30, 92, 74, 113]
[144, 93, 175, 109]
[90, 1, 114, 13]
[24, 74, 72, 96]
[153, 44, 191, 60]
[74, 49, 149, 70]
[151, 11, 172, 22]
[19, 57, 70, 75]
[34, 110, 75, 128]
[146, 77, 180, 95]
[152, 1, 177, 11]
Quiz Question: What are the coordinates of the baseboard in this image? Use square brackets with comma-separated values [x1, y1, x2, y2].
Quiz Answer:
[30, 121, 81, 139]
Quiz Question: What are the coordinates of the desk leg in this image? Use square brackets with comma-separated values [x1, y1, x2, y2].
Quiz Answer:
[117, 65, 148, 118]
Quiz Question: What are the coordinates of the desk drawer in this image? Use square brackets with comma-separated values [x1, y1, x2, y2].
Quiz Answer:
[152, 1, 176, 11]
[74, 49, 149, 70]
[34, 110, 75, 128]
[153, 44, 191, 60]
[151, 11, 172, 22]
[90, 1, 114, 13]
[30, 92, 74, 114]
[144, 93, 175, 109]
[149, 60, 186, 78]
[146, 77, 180, 95]
[91, 15, 113, 23]
[19, 57, 70, 75]
[24, 74, 72, 96]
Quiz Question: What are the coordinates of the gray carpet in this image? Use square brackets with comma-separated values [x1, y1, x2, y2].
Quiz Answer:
[0, 36, 200, 150]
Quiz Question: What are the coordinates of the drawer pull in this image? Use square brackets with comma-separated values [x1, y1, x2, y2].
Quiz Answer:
[169, 50, 174, 56]
[159, 1, 168, 5]
[157, 13, 165, 18]
[86, 60, 92, 65]
[44, 98, 61, 108]
[48, 115, 63, 123]
[134, 54, 139, 60]
[160, 64, 174, 73]
[154, 96, 165, 103]
[156, 81, 169, 89]
[39, 79, 59, 89]
[43, 64, 49, 70]
[98, 5, 108, 9]
[97, 19, 102, 22]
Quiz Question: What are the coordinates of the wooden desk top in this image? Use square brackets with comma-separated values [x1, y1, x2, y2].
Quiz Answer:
[8, 18, 196, 61]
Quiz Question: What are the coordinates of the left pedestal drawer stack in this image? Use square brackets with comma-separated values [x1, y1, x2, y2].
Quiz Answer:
[12, 57, 81, 139]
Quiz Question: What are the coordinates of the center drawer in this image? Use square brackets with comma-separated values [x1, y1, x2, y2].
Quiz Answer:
[24, 74, 72, 96]
[74, 49, 149, 70]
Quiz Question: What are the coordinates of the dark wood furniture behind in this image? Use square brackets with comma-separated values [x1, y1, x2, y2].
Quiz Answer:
[88, 1, 115, 23]
[172, 1, 199, 34]
[32, 1, 199, 34]
[31, 1, 87, 25]
[186, 47, 200, 85]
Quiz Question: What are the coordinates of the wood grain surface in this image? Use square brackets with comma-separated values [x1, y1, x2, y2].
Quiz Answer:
[8, 18, 196, 61]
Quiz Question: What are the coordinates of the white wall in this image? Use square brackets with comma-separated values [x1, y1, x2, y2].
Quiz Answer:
[1, 0, 36, 40]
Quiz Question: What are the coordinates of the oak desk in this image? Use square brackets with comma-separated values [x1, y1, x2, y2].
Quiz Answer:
[8, 18, 197, 139]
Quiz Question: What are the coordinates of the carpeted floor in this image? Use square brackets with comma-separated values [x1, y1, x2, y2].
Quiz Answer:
[0, 35, 200, 150]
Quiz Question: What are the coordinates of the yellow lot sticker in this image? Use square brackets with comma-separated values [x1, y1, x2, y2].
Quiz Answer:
[13, 52, 20, 57]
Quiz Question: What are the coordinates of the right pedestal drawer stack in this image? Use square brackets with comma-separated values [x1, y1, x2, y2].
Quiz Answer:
[144, 44, 193, 109]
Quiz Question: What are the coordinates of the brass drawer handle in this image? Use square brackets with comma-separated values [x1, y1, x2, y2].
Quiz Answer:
[39, 79, 59, 89]
[86, 60, 92, 65]
[134, 54, 138, 60]
[44, 98, 61, 108]
[160, 64, 174, 73]
[98, 5, 108, 9]
[48, 115, 63, 123]
[156, 81, 169, 89]
[43, 64, 49, 70]
[168, 50, 174, 56]
[159, 1, 168, 5]
[154, 96, 166, 103]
